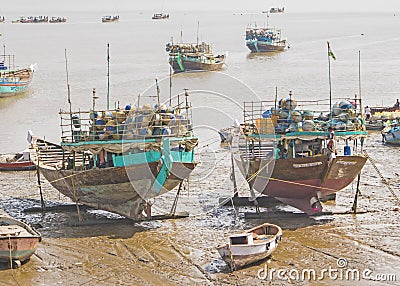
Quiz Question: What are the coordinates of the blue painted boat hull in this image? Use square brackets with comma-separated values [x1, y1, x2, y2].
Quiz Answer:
[0, 67, 33, 97]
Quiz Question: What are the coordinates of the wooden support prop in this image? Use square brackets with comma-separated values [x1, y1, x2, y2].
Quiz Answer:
[351, 173, 361, 214]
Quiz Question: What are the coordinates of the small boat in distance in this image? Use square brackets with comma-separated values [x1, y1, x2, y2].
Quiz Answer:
[0, 150, 36, 171]
[0, 215, 41, 268]
[12, 16, 48, 23]
[102, 15, 119, 23]
[269, 7, 285, 13]
[0, 16, 5, 23]
[166, 42, 225, 73]
[152, 13, 169, 19]
[0, 53, 36, 96]
[245, 26, 287, 52]
[49, 16, 67, 23]
[217, 223, 282, 271]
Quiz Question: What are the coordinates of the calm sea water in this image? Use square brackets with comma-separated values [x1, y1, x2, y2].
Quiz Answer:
[0, 11, 399, 152]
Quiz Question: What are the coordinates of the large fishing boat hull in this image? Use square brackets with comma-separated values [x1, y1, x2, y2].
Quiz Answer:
[237, 155, 367, 214]
[0, 68, 33, 96]
[246, 40, 286, 53]
[169, 59, 224, 73]
[0, 216, 41, 264]
[37, 160, 196, 220]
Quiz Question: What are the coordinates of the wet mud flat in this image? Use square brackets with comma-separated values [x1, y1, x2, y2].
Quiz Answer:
[0, 132, 399, 285]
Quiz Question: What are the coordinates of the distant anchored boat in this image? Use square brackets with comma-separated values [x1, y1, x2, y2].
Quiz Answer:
[0, 16, 5, 23]
[269, 7, 285, 13]
[152, 13, 169, 20]
[12, 16, 48, 23]
[102, 15, 119, 23]
[217, 223, 282, 271]
[0, 215, 41, 268]
[0, 53, 36, 96]
[166, 41, 225, 73]
[49, 16, 67, 23]
[245, 26, 287, 52]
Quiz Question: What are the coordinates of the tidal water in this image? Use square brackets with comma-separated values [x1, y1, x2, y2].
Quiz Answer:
[0, 8, 399, 285]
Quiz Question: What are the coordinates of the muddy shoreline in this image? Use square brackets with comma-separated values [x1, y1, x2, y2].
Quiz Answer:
[1, 133, 399, 285]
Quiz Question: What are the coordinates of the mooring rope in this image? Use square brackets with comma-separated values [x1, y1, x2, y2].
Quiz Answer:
[363, 150, 400, 206]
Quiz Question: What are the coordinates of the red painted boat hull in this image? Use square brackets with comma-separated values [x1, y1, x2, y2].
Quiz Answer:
[0, 161, 36, 171]
[238, 155, 367, 214]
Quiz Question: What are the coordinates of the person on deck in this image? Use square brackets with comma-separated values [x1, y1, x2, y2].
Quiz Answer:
[394, 99, 400, 108]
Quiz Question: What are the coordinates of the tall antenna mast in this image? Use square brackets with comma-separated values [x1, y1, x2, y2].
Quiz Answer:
[155, 78, 160, 108]
[107, 43, 110, 110]
[358, 50, 363, 116]
[64, 49, 73, 141]
[196, 21, 199, 46]
[169, 67, 172, 106]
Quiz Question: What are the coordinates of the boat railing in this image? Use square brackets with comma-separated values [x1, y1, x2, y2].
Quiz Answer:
[0, 54, 16, 71]
[59, 108, 193, 144]
[243, 98, 365, 134]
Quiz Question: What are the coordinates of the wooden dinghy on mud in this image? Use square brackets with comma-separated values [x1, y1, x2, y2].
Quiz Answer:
[0, 150, 36, 171]
[0, 215, 41, 268]
[217, 223, 282, 271]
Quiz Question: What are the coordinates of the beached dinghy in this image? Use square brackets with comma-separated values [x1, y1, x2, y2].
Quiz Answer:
[0, 216, 41, 268]
[0, 150, 36, 171]
[217, 223, 282, 270]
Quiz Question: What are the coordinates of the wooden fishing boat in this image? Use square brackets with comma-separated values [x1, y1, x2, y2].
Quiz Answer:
[0, 215, 41, 268]
[29, 88, 198, 220]
[0, 54, 35, 96]
[166, 42, 225, 73]
[234, 96, 367, 214]
[0, 151, 36, 171]
[102, 15, 119, 23]
[217, 223, 282, 271]
[246, 26, 287, 52]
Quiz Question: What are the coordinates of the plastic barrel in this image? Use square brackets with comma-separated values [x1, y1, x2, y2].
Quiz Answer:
[344, 146, 351, 156]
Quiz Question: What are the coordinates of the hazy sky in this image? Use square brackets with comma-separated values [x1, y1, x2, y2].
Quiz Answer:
[1, 0, 399, 13]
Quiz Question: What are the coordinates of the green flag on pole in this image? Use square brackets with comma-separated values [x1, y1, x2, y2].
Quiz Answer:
[327, 41, 336, 60]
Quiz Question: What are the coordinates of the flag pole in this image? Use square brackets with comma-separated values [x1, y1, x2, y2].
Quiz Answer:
[327, 41, 332, 126]
[107, 43, 110, 110]
[358, 50, 363, 116]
